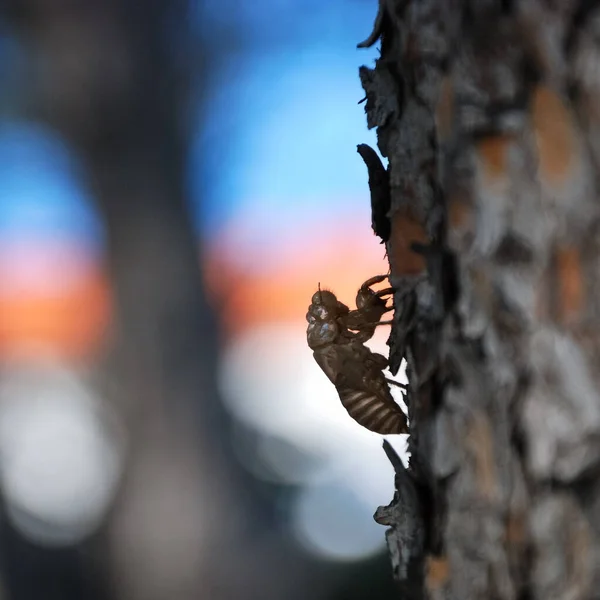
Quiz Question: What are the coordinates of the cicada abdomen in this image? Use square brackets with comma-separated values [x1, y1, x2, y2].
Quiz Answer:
[337, 384, 408, 434]
[331, 341, 408, 434]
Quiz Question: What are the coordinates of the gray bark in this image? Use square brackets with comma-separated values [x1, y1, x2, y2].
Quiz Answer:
[359, 1, 600, 599]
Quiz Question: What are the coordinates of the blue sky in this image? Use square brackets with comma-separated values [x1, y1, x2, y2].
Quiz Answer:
[0, 0, 380, 247]
[0, 121, 104, 252]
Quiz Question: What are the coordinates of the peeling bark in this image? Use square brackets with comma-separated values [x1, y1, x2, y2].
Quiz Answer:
[359, 1, 600, 598]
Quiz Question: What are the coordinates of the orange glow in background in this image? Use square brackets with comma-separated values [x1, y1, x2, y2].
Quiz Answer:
[0, 26, 400, 565]
[204, 214, 389, 338]
[0, 242, 112, 361]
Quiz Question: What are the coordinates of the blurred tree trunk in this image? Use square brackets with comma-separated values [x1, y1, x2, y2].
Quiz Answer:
[2, 2, 237, 599]
[360, 1, 600, 599]
[2, 2, 313, 600]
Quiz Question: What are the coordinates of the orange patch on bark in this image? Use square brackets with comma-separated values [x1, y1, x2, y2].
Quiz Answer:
[465, 412, 497, 501]
[425, 555, 449, 591]
[567, 511, 592, 592]
[388, 208, 429, 276]
[448, 194, 472, 231]
[435, 76, 454, 143]
[476, 136, 512, 183]
[556, 245, 583, 324]
[531, 86, 577, 184]
[506, 513, 526, 545]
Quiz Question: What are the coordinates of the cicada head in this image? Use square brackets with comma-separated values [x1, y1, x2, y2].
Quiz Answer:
[307, 286, 349, 321]
[306, 285, 348, 349]
[311, 288, 338, 307]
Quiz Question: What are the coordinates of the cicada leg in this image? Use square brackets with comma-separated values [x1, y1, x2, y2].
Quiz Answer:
[373, 287, 394, 298]
[367, 352, 388, 370]
[360, 274, 389, 288]
[385, 378, 405, 390]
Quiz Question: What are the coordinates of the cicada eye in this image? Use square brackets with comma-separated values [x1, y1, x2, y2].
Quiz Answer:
[306, 316, 339, 349]
[307, 303, 331, 322]
[318, 320, 338, 342]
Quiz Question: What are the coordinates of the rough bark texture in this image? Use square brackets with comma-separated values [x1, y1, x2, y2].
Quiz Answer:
[360, 1, 600, 599]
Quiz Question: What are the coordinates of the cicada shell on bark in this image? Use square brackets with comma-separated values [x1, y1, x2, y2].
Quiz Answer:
[306, 276, 408, 434]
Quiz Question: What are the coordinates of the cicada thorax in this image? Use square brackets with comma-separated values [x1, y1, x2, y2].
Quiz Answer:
[344, 300, 387, 340]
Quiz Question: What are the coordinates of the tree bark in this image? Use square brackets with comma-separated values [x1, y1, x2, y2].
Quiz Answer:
[359, 1, 600, 599]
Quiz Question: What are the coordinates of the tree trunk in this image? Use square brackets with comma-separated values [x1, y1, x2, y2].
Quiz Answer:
[2, 3, 309, 599]
[359, 1, 600, 599]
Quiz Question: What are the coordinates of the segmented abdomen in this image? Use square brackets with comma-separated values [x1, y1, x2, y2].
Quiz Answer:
[337, 386, 408, 434]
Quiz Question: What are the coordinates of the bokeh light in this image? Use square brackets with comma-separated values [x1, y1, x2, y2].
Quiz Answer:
[0, 360, 124, 547]
[291, 478, 389, 562]
[219, 318, 408, 561]
[200, 28, 406, 561]
[0, 121, 110, 361]
[0, 1, 407, 597]
[0, 120, 116, 550]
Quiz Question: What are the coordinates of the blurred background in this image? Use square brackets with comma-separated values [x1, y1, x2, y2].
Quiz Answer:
[0, 1, 409, 598]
